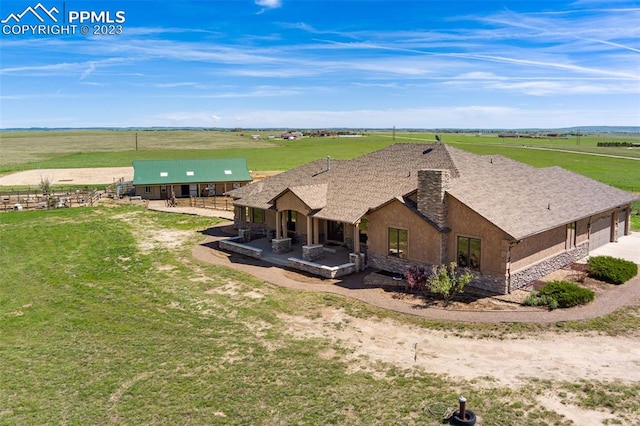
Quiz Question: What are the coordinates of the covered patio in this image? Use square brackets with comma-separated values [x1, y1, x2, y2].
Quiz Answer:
[218, 234, 362, 279]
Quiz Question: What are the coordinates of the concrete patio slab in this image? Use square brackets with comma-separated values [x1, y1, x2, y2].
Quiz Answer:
[585, 232, 640, 264]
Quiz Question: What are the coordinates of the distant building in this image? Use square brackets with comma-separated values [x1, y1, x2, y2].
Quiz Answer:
[133, 158, 252, 200]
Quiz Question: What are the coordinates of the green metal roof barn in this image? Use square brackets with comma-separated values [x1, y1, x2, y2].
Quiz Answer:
[132, 158, 252, 185]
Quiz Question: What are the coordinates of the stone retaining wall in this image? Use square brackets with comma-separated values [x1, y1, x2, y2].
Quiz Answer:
[219, 237, 263, 259]
[288, 258, 356, 279]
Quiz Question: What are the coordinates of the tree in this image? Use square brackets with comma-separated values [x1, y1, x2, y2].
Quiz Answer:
[427, 262, 472, 306]
[40, 176, 51, 195]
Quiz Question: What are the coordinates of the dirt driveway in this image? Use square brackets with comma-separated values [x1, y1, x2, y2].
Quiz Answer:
[0, 167, 133, 186]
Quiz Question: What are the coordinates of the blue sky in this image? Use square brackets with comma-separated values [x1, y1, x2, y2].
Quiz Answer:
[1, 0, 639, 129]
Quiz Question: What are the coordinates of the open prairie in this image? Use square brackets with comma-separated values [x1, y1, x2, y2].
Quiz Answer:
[1, 129, 639, 191]
[1, 129, 640, 424]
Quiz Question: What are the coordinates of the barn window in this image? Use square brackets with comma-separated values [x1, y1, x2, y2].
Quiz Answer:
[388, 227, 408, 258]
[144, 186, 151, 193]
[457, 236, 481, 269]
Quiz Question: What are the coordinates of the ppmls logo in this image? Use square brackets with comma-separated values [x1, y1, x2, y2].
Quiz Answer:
[1, 3, 59, 23]
[2, 2, 126, 36]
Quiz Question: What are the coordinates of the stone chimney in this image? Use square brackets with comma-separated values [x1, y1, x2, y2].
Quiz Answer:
[417, 169, 450, 228]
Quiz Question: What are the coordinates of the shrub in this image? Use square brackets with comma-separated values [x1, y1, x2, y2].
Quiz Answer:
[523, 293, 558, 310]
[538, 281, 595, 308]
[404, 265, 428, 292]
[427, 262, 472, 306]
[588, 255, 638, 284]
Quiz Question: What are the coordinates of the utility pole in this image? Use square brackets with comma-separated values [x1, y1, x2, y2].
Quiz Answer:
[135, 132, 138, 151]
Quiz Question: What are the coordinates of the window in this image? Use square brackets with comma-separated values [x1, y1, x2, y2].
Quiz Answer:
[287, 211, 297, 232]
[251, 208, 264, 223]
[388, 228, 408, 258]
[144, 186, 151, 193]
[457, 236, 481, 269]
[566, 222, 576, 249]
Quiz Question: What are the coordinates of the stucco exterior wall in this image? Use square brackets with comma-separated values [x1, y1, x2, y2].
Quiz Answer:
[367, 199, 442, 264]
[576, 217, 590, 245]
[446, 196, 509, 276]
[510, 226, 566, 271]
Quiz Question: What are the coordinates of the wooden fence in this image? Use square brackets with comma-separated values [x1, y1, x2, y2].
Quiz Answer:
[168, 196, 234, 211]
[1, 189, 103, 212]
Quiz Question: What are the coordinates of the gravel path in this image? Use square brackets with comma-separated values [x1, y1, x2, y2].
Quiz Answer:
[192, 223, 640, 324]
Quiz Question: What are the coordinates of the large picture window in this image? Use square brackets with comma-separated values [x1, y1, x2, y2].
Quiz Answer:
[251, 208, 264, 223]
[388, 228, 408, 258]
[457, 236, 481, 269]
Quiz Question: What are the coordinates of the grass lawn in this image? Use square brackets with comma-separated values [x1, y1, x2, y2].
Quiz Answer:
[1, 206, 639, 424]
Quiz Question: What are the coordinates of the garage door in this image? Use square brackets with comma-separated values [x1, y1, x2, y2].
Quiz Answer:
[618, 209, 627, 238]
[590, 215, 612, 250]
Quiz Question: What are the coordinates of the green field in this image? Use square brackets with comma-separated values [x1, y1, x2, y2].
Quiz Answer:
[2, 129, 638, 228]
[2, 206, 639, 424]
[1, 130, 639, 192]
[1, 130, 640, 423]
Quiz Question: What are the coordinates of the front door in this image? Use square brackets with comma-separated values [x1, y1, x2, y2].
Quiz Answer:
[327, 221, 344, 242]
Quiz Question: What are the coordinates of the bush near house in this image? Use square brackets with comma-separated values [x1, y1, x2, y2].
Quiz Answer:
[404, 265, 429, 292]
[588, 255, 638, 284]
[427, 262, 473, 306]
[524, 281, 594, 309]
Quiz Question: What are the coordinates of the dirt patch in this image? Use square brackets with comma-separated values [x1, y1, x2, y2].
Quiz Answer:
[0, 167, 133, 186]
[280, 308, 640, 422]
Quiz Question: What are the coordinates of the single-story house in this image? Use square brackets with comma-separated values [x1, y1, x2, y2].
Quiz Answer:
[133, 158, 252, 200]
[225, 143, 637, 294]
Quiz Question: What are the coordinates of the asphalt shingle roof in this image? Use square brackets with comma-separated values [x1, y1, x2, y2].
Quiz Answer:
[227, 143, 637, 239]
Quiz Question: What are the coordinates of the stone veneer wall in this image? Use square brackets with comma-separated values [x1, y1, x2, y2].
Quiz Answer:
[302, 244, 324, 261]
[509, 242, 589, 291]
[349, 253, 366, 272]
[368, 252, 428, 275]
[417, 169, 450, 228]
[370, 242, 590, 294]
[272, 237, 292, 254]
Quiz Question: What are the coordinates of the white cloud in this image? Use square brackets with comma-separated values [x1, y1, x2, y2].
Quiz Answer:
[255, 0, 282, 9]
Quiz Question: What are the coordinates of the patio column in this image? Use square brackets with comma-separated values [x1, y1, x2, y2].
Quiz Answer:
[313, 217, 319, 244]
[275, 211, 281, 239]
[281, 210, 288, 239]
[353, 220, 360, 254]
[306, 215, 313, 245]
